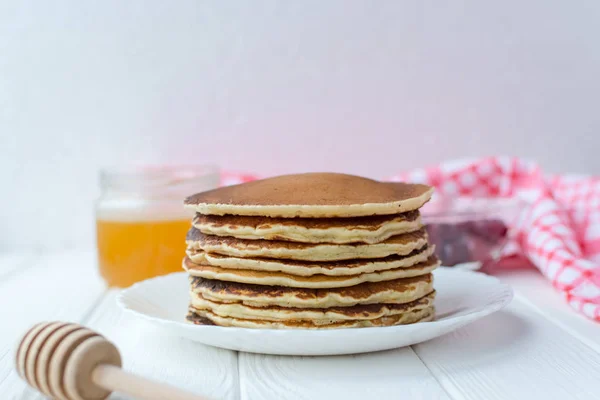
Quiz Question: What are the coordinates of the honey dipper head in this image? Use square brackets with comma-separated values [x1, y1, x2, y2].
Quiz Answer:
[16, 321, 122, 400]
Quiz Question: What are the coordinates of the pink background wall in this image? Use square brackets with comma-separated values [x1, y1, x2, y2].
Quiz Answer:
[2, 1, 600, 250]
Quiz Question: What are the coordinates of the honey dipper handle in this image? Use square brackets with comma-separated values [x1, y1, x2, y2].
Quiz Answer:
[92, 364, 205, 400]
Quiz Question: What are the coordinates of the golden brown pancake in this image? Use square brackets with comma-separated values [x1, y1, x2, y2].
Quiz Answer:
[186, 245, 435, 277]
[183, 255, 440, 288]
[182, 172, 437, 329]
[187, 305, 435, 329]
[191, 291, 435, 322]
[186, 227, 429, 261]
[190, 274, 434, 308]
[192, 211, 422, 244]
[184, 173, 433, 218]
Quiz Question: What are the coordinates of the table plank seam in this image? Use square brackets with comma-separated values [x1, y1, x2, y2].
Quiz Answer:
[409, 345, 463, 400]
[0, 254, 37, 284]
[230, 351, 241, 400]
[79, 288, 110, 326]
[0, 350, 16, 387]
[513, 292, 600, 354]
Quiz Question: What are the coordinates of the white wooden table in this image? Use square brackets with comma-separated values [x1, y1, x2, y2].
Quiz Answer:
[1, 252, 599, 400]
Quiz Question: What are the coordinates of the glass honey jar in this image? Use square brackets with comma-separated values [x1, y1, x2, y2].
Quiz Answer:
[95, 165, 219, 287]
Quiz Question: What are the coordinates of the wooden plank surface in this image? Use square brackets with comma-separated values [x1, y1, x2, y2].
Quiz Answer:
[85, 291, 240, 400]
[0, 252, 106, 398]
[492, 265, 600, 352]
[238, 297, 600, 400]
[413, 299, 600, 400]
[1, 251, 600, 400]
[239, 349, 451, 400]
[0, 253, 31, 280]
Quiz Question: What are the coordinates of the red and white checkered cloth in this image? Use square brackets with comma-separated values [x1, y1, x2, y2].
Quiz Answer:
[221, 157, 600, 322]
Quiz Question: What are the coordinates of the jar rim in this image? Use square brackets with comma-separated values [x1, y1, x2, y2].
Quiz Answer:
[99, 164, 220, 191]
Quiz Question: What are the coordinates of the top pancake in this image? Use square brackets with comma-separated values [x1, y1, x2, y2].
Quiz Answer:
[184, 173, 433, 218]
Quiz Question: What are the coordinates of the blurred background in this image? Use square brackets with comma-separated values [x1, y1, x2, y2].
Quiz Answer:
[2, 0, 600, 252]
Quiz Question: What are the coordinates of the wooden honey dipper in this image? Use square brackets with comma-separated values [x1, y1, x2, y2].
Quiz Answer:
[16, 321, 205, 400]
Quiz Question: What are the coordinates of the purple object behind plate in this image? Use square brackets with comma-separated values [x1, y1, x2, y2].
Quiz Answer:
[421, 196, 521, 269]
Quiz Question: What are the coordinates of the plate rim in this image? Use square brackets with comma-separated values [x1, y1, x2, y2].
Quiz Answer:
[116, 267, 514, 338]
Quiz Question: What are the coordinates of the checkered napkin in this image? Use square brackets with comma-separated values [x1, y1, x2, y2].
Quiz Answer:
[220, 157, 600, 322]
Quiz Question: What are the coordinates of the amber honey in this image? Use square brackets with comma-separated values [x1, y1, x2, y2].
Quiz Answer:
[96, 217, 191, 287]
[95, 165, 219, 287]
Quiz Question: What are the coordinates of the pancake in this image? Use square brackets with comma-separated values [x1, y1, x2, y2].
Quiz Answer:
[184, 173, 433, 218]
[191, 291, 435, 323]
[190, 274, 434, 308]
[186, 245, 435, 277]
[187, 305, 435, 329]
[183, 256, 440, 288]
[192, 211, 422, 244]
[186, 228, 429, 261]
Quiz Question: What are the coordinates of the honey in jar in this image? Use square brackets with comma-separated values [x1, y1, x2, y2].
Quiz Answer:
[95, 166, 219, 287]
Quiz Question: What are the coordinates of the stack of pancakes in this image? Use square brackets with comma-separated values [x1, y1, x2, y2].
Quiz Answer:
[182, 173, 438, 329]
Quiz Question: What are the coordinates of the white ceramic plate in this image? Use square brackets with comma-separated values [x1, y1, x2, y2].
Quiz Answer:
[117, 268, 513, 356]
